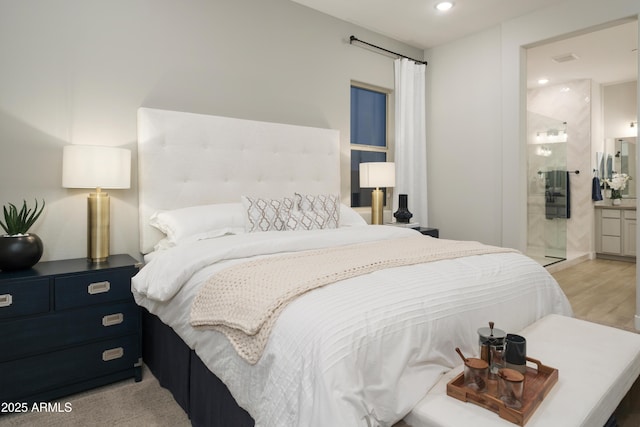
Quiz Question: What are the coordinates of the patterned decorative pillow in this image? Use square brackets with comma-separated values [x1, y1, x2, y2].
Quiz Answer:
[285, 209, 332, 231]
[294, 193, 340, 228]
[242, 196, 294, 232]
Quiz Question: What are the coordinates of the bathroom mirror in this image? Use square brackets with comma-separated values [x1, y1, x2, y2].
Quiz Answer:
[595, 151, 605, 181]
[603, 137, 636, 198]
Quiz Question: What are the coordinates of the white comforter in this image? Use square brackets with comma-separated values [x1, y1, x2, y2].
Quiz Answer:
[132, 226, 573, 427]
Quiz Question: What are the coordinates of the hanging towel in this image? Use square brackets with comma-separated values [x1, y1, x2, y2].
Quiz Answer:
[592, 176, 603, 201]
[544, 171, 570, 219]
[565, 171, 571, 219]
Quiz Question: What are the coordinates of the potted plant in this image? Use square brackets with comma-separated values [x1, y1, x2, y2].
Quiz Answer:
[0, 199, 45, 271]
[605, 173, 631, 206]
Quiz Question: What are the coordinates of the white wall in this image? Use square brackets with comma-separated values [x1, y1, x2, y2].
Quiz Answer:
[500, 0, 640, 251]
[425, 0, 640, 249]
[426, 0, 640, 329]
[0, 0, 422, 261]
[425, 27, 503, 245]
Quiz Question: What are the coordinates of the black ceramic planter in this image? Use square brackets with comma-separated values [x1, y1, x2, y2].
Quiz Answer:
[0, 233, 43, 271]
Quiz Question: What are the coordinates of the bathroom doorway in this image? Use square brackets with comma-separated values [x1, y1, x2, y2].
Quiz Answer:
[525, 19, 637, 267]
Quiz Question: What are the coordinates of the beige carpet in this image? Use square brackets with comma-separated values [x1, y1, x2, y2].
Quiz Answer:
[0, 366, 190, 427]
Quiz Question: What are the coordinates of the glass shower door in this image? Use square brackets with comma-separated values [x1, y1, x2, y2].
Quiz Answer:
[527, 112, 568, 266]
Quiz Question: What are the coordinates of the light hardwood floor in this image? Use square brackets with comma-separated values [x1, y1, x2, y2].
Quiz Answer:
[551, 258, 639, 427]
[551, 258, 637, 331]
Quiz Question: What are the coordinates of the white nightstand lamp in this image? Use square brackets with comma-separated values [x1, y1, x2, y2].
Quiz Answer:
[359, 162, 395, 225]
[62, 145, 131, 263]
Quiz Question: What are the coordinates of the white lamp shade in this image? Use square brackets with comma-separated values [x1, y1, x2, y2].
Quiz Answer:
[359, 162, 395, 188]
[62, 145, 131, 189]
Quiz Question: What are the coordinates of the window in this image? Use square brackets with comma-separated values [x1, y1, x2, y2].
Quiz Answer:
[350, 84, 390, 207]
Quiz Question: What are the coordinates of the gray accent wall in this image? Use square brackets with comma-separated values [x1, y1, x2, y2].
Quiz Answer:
[2, 0, 639, 275]
[0, 0, 422, 261]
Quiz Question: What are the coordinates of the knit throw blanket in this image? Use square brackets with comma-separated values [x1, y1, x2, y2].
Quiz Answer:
[190, 235, 518, 364]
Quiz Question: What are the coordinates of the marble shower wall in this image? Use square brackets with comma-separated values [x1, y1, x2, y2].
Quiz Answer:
[527, 79, 593, 260]
[527, 112, 568, 259]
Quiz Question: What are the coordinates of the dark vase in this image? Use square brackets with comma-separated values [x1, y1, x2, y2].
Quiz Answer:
[0, 233, 44, 271]
[393, 194, 413, 223]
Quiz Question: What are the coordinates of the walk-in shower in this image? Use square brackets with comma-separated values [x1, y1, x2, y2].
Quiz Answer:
[527, 112, 568, 266]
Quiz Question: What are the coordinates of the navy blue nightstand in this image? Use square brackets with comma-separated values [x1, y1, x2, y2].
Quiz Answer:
[0, 254, 141, 405]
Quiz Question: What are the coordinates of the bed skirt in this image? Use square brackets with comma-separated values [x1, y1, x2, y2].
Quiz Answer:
[141, 308, 254, 427]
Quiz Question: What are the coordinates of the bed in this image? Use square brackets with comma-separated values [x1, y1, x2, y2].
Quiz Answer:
[131, 107, 573, 427]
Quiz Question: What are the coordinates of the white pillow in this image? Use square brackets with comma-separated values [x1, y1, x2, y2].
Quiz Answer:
[149, 202, 245, 245]
[242, 196, 294, 232]
[152, 237, 174, 252]
[339, 204, 367, 227]
[152, 227, 245, 251]
[294, 193, 340, 228]
[285, 209, 331, 231]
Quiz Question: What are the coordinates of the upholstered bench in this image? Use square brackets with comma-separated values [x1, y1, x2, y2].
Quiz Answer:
[404, 314, 640, 426]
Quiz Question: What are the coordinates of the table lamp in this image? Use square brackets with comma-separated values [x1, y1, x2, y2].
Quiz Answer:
[359, 162, 395, 225]
[62, 145, 131, 262]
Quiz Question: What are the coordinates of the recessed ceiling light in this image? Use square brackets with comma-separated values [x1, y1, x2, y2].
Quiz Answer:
[538, 78, 549, 85]
[435, 2, 454, 12]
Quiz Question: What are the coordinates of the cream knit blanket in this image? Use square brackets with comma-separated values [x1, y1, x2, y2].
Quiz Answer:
[190, 235, 518, 364]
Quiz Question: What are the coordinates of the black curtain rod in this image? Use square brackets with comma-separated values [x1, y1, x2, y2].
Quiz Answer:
[349, 35, 428, 66]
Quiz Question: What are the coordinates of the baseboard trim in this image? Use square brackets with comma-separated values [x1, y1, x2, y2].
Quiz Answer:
[595, 253, 636, 263]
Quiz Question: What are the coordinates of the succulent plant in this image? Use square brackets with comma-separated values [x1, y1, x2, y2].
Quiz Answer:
[0, 199, 45, 236]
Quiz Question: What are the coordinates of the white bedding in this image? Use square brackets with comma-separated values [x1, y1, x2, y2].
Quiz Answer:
[132, 226, 573, 427]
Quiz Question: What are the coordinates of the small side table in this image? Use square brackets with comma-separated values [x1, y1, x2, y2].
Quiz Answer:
[418, 227, 439, 238]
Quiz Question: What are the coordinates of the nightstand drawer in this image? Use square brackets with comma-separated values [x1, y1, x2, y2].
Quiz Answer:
[55, 269, 134, 309]
[0, 334, 140, 401]
[0, 278, 49, 319]
[0, 301, 139, 361]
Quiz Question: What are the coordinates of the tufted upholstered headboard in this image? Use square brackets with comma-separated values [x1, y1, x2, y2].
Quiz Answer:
[137, 108, 340, 254]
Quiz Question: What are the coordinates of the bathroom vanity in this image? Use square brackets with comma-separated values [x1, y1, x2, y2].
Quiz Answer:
[594, 205, 636, 260]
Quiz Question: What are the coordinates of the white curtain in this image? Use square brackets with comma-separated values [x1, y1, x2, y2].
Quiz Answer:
[393, 58, 428, 226]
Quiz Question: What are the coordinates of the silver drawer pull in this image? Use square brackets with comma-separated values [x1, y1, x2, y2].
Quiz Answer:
[88, 281, 110, 295]
[102, 347, 124, 361]
[102, 313, 124, 327]
[0, 294, 12, 308]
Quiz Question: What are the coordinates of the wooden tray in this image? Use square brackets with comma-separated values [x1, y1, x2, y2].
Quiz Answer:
[446, 357, 558, 426]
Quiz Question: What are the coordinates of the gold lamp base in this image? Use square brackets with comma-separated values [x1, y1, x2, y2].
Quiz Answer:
[87, 190, 110, 263]
[371, 188, 384, 225]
